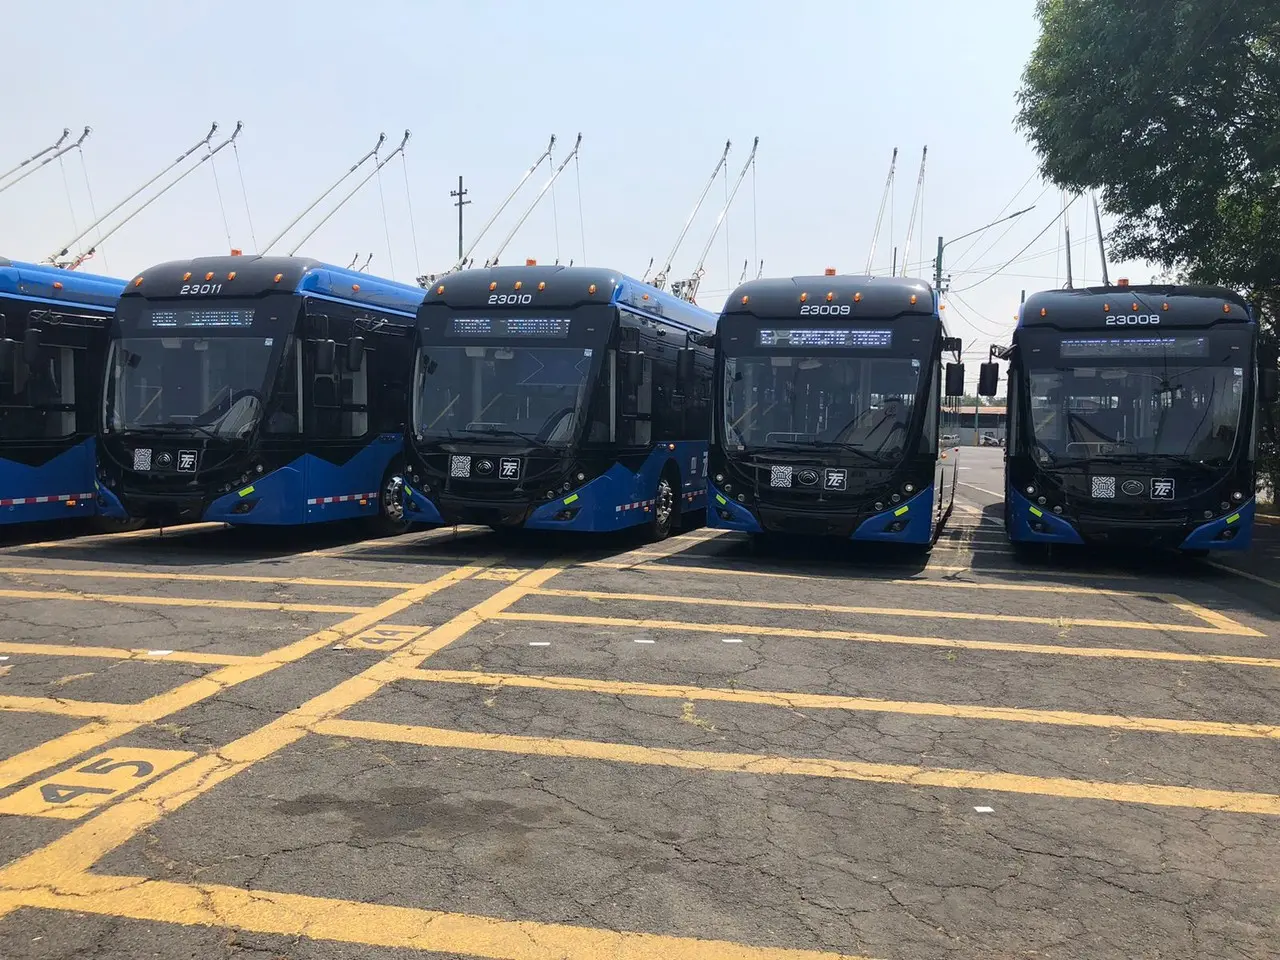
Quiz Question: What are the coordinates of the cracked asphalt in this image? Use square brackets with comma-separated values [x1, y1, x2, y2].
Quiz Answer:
[1, 448, 1278, 960]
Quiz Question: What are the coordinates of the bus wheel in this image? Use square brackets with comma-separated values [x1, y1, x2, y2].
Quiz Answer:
[367, 469, 412, 538]
[644, 470, 680, 542]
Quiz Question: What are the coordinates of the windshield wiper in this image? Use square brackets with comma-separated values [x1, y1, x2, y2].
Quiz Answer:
[749, 440, 887, 465]
[458, 427, 555, 450]
[122, 422, 223, 441]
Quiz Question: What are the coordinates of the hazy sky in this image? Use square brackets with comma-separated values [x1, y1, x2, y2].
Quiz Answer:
[1, 0, 1149, 387]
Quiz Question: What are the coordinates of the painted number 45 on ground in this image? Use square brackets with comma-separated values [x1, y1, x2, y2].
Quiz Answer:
[0, 748, 194, 820]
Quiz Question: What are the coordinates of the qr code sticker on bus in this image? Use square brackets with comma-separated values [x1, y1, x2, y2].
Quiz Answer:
[450, 455, 472, 478]
[1091, 476, 1116, 499]
[770, 465, 793, 488]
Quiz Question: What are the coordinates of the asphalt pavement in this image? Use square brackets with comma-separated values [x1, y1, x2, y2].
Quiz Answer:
[0, 456, 1277, 960]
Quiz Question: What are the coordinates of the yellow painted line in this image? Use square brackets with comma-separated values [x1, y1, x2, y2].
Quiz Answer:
[493, 611, 1280, 670]
[0, 694, 136, 720]
[13, 521, 225, 550]
[0, 587, 369, 615]
[0, 562, 487, 794]
[0, 562, 561, 887]
[10, 874, 874, 960]
[525, 587, 1260, 637]
[301, 524, 490, 559]
[0, 748, 195, 820]
[407, 668, 1280, 740]
[1208, 560, 1280, 592]
[0, 641, 251, 665]
[317, 717, 1280, 816]
[0, 565, 419, 591]
[583, 558, 1140, 581]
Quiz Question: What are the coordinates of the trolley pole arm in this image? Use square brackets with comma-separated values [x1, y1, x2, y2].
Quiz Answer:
[866, 146, 898, 274]
[0, 127, 91, 197]
[485, 134, 582, 268]
[0, 127, 71, 184]
[261, 131, 386, 254]
[48, 123, 216, 261]
[652, 139, 730, 291]
[65, 123, 245, 271]
[452, 135, 556, 273]
[287, 131, 411, 257]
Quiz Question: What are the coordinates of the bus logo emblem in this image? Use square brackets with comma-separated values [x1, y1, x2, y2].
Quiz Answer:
[1121, 479, 1144, 496]
[770, 466, 793, 488]
[476, 459, 495, 475]
[499, 458, 521, 480]
[132, 448, 152, 471]
[1151, 478, 1175, 500]
[824, 468, 847, 491]
[797, 469, 819, 486]
[177, 450, 198, 472]
[450, 455, 472, 478]
[155, 452, 173, 469]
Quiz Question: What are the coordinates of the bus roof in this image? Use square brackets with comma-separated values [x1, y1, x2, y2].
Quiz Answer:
[1019, 284, 1253, 329]
[0, 256, 126, 310]
[423, 265, 717, 334]
[124, 255, 426, 318]
[719, 274, 938, 325]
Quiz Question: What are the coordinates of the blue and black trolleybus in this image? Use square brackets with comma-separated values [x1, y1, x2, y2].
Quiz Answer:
[398, 265, 716, 540]
[1, 257, 126, 526]
[988, 281, 1274, 555]
[96, 256, 425, 532]
[706, 272, 965, 548]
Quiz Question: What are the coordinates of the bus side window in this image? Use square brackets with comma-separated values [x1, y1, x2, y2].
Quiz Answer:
[620, 355, 652, 447]
[652, 348, 681, 440]
[338, 342, 369, 438]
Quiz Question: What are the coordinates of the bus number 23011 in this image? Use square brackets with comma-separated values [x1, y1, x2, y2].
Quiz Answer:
[179, 283, 223, 295]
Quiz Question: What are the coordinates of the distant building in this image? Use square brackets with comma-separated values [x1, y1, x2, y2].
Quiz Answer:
[942, 405, 1007, 446]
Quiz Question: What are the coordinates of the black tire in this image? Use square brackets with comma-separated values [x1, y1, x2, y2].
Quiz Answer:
[365, 463, 413, 538]
[643, 467, 681, 543]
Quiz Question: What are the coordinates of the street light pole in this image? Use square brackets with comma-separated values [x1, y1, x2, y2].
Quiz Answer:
[933, 205, 1037, 293]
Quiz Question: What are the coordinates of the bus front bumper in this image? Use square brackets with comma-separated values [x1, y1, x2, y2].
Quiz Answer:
[1008, 489, 1254, 551]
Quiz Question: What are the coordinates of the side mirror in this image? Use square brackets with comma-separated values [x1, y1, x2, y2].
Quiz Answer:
[978, 361, 1000, 398]
[942, 336, 962, 354]
[1262, 368, 1279, 403]
[345, 335, 366, 371]
[314, 339, 336, 376]
[22, 327, 41, 365]
[623, 351, 643, 385]
[618, 326, 640, 351]
[944, 362, 965, 398]
[675, 348, 695, 389]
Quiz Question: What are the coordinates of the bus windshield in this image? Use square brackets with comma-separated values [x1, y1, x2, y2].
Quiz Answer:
[104, 336, 276, 437]
[724, 355, 923, 458]
[414, 344, 596, 446]
[1026, 361, 1245, 463]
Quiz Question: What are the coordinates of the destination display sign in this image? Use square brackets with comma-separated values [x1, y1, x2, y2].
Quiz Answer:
[1060, 336, 1209, 359]
[146, 308, 255, 328]
[758, 328, 893, 349]
[447, 316, 571, 338]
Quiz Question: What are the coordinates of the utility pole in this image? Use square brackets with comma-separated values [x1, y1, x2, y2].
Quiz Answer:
[450, 175, 470, 260]
[933, 204, 1038, 294]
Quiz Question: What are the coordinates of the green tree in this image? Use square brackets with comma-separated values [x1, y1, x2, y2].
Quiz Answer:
[1017, 0, 1280, 489]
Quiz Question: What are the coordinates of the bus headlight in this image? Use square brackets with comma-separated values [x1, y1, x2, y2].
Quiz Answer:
[1204, 510, 1214, 520]
[1025, 485, 1036, 495]
[1221, 501, 1230, 512]
[891, 493, 901, 503]
[1037, 496, 1047, 505]
[1232, 491, 1244, 501]
[576, 472, 585, 481]
[737, 494, 746, 502]
[1053, 505, 1062, 514]
[874, 502, 884, 511]
[714, 473, 724, 483]
[903, 483, 915, 494]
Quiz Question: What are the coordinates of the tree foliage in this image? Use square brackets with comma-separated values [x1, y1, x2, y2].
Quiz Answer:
[1017, 0, 1280, 313]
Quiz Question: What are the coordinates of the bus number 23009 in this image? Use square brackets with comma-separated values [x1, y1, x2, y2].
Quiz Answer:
[800, 304, 851, 315]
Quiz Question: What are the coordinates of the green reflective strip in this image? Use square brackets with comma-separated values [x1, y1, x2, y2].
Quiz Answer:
[715, 494, 727, 505]
[1028, 505, 1043, 518]
[1226, 512, 1240, 525]
[563, 493, 579, 505]
[237, 485, 255, 498]
[893, 505, 909, 517]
